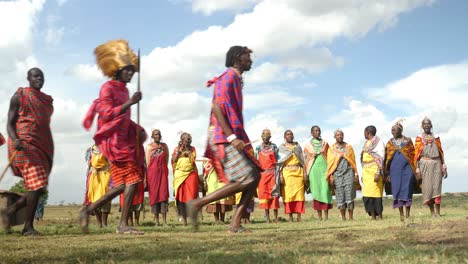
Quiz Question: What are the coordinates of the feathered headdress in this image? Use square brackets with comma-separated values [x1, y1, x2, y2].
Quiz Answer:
[94, 39, 139, 79]
[392, 118, 405, 131]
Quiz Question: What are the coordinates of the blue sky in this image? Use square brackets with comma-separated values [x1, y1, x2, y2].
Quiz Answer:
[0, 0, 467, 204]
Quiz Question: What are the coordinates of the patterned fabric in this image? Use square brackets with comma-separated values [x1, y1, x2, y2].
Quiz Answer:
[255, 142, 280, 208]
[110, 161, 143, 187]
[385, 137, 419, 207]
[204, 159, 234, 205]
[22, 165, 48, 191]
[419, 143, 443, 204]
[361, 138, 384, 198]
[361, 136, 385, 169]
[206, 127, 258, 185]
[206, 68, 247, 144]
[146, 142, 169, 206]
[414, 135, 444, 164]
[204, 69, 261, 171]
[333, 158, 356, 209]
[82, 80, 146, 166]
[8, 87, 54, 191]
[278, 144, 305, 207]
[326, 143, 360, 191]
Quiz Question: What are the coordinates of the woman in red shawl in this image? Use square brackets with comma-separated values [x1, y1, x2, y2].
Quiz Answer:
[145, 129, 170, 226]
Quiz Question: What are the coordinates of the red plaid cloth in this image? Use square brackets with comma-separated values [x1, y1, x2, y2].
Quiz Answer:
[110, 161, 143, 187]
[204, 69, 262, 180]
[8, 87, 53, 191]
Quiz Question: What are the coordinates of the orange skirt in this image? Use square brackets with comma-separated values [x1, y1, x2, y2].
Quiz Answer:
[284, 201, 305, 214]
[259, 197, 280, 209]
[175, 171, 199, 203]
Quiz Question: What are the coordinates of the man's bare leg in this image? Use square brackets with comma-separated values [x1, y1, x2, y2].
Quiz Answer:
[95, 210, 103, 227]
[22, 188, 45, 235]
[188, 174, 258, 230]
[340, 209, 346, 221]
[2, 188, 43, 234]
[120, 184, 137, 229]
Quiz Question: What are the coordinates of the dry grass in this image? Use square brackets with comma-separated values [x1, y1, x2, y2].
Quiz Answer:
[0, 193, 467, 263]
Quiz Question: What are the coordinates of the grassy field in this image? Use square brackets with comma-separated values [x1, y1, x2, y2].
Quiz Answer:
[0, 193, 467, 264]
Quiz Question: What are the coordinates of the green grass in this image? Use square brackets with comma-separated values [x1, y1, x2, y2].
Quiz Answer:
[1, 193, 467, 263]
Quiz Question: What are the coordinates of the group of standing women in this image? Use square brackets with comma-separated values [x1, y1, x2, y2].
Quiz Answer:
[256, 117, 447, 222]
[90, 116, 446, 226]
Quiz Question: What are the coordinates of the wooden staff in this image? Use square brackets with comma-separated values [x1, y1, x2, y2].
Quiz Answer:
[0, 151, 17, 183]
[136, 48, 141, 159]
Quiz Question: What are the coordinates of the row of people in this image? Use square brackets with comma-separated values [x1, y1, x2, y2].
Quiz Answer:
[83, 116, 445, 227]
[1, 42, 447, 235]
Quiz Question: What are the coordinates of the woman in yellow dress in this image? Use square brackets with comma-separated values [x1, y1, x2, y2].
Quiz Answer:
[84, 145, 112, 227]
[276, 130, 307, 222]
[361, 126, 385, 220]
[172, 132, 198, 225]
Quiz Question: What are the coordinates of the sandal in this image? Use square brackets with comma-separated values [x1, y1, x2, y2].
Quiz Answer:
[21, 229, 42, 236]
[227, 226, 252, 234]
[79, 206, 90, 234]
[186, 200, 199, 231]
[115, 226, 144, 235]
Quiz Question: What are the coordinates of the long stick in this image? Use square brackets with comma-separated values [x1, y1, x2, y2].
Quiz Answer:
[0, 151, 17, 183]
[136, 48, 141, 159]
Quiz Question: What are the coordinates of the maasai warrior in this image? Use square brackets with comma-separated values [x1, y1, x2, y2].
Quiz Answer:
[80, 40, 146, 234]
[414, 117, 447, 217]
[1, 68, 54, 236]
[277, 130, 307, 222]
[384, 120, 420, 221]
[119, 181, 144, 226]
[203, 159, 234, 224]
[172, 132, 198, 226]
[255, 129, 280, 223]
[361, 125, 385, 220]
[83, 145, 112, 227]
[145, 129, 170, 226]
[326, 129, 360, 221]
[186, 46, 261, 234]
[304, 126, 333, 221]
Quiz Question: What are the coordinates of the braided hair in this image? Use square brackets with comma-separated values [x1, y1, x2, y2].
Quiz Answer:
[225, 46, 252, 68]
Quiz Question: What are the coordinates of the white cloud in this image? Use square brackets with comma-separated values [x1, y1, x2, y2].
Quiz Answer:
[64, 64, 105, 83]
[121, 0, 433, 95]
[191, 0, 260, 15]
[325, 61, 468, 193]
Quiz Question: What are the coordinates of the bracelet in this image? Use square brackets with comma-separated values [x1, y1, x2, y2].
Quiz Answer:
[227, 134, 237, 142]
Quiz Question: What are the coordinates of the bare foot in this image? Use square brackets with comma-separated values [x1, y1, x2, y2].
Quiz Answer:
[0, 209, 11, 234]
[79, 206, 90, 234]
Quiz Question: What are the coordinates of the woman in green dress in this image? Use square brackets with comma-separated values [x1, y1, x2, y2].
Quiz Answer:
[304, 126, 333, 221]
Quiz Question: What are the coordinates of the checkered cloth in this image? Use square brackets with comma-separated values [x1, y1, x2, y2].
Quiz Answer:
[110, 161, 143, 187]
[8, 87, 54, 191]
[206, 128, 258, 185]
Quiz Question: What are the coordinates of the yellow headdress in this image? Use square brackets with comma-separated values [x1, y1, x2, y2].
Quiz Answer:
[261, 128, 271, 137]
[94, 39, 139, 79]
